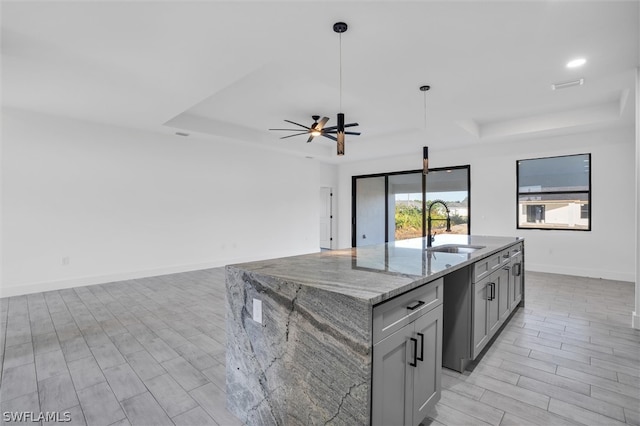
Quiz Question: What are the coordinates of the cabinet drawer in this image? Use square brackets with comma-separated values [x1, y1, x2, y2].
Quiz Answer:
[373, 278, 443, 345]
[473, 253, 502, 282]
[509, 242, 523, 259]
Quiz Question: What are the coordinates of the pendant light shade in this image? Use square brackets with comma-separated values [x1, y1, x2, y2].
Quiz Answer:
[423, 146, 429, 175]
[420, 85, 431, 174]
[337, 113, 345, 156]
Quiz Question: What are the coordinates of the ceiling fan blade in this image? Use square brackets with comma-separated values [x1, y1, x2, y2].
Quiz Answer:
[280, 132, 310, 139]
[284, 119, 311, 129]
[306, 135, 315, 143]
[323, 122, 358, 132]
[316, 117, 330, 130]
[269, 128, 310, 131]
[321, 133, 338, 141]
[324, 130, 361, 136]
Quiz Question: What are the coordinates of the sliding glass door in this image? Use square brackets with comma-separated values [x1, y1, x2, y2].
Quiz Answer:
[352, 166, 470, 247]
[426, 167, 469, 235]
[354, 176, 386, 246]
[389, 173, 424, 242]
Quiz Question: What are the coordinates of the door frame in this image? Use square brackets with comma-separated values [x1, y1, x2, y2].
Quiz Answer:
[320, 187, 334, 250]
[352, 165, 471, 247]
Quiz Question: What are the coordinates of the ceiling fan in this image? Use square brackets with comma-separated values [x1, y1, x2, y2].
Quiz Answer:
[269, 115, 360, 143]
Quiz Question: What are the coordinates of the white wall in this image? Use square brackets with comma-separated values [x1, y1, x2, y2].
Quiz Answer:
[336, 126, 636, 282]
[1, 108, 321, 296]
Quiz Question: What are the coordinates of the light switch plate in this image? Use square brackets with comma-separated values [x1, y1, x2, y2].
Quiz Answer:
[253, 299, 262, 324]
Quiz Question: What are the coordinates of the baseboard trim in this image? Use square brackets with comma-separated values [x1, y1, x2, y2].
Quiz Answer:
[0, 262, 219, 298]
[525, 263, 635, 283]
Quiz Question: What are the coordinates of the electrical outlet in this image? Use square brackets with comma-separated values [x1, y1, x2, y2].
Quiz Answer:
[253, 299, 262, 324]
[62, 256, 70, 266]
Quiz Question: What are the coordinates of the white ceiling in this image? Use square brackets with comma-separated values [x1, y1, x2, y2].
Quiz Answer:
[2, 1, 638, 164]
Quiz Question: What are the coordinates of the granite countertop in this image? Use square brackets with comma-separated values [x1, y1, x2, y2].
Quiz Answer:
[227, 235, 523, 306]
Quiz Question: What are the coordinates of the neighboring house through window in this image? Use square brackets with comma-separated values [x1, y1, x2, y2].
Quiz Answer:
[516, 153, 591, 231]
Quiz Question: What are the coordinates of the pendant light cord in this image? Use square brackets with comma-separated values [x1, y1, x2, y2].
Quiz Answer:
[339, 32, 343, 112]
[423, 90, 427, 129]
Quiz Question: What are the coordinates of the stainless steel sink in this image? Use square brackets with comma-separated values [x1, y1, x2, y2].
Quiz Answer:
[426, 244, 485, 254]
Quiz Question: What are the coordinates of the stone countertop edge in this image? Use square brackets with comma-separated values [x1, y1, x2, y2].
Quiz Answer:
[226, 235, 524, 307]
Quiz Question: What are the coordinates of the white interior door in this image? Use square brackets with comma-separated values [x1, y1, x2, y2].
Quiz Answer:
[319, 187, 333, 249]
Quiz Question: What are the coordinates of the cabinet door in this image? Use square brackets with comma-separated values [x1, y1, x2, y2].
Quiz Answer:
[472, 279, 489, 359]
[412, 305, 443, 426]
[512, 256, 523, 308]
[487, 276, 500, 336]
[372, 323, 414, 426]
[498, 266, 510, 323]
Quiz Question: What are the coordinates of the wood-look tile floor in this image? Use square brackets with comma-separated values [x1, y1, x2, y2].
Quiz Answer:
[426, 271, 640, 426]
[1, 269, 638, 425]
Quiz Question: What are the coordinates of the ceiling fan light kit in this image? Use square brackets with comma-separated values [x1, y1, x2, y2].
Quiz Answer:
[268, 21, 360, 156]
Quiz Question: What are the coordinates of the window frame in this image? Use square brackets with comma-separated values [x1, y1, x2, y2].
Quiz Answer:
[351, 165, 471, 247]
[516, 153, 591, 231]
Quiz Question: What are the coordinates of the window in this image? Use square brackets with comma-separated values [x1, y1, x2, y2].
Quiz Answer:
[516, 153, 591, 230]
[352, 165, 470, 247]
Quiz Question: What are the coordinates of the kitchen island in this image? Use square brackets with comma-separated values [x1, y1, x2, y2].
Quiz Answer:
[226, 235, 524, 425]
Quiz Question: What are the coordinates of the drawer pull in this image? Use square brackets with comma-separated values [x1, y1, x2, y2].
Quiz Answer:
[409, 337, 418, 367]
[417, 332, 424, 362]
[406, 300, 425, 310]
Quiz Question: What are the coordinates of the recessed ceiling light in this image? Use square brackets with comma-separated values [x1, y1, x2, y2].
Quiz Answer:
[566, 58, 586, 68]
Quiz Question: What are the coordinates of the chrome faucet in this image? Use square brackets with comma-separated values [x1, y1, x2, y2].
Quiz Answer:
[427, 200, 451, 247]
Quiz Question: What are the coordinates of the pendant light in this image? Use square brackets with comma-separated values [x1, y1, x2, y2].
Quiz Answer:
[334, 22, 347, 156]
[420, 85, 431, 175]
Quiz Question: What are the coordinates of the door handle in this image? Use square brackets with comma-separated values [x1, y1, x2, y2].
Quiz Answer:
[407, 300, 425, 310]
[409, 337, 418, 367]
[417, 333, 424, 362]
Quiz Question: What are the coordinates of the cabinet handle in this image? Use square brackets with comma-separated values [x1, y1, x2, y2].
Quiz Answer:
[515, 263, 522, 276]
[417, 333, 424, 362]
[409, 337, 418, 367]
[488, 282, 495, 301]
[407, 300, 425, 310]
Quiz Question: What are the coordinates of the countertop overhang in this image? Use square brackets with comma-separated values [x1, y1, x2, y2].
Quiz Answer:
[227, 235, 523, 306]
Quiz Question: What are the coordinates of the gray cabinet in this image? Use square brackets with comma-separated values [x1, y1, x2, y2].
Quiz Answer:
[497, 266, 511, 325]
[372, 279, 443, 426]
[509, 245, 524, 310]
[444, 241, 525, 372]
[472, 258, 510, 359]
[472, 276, 490, 359]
